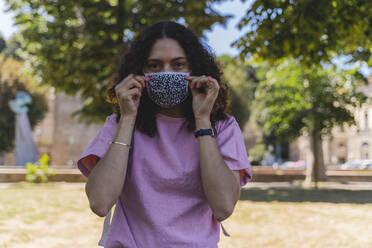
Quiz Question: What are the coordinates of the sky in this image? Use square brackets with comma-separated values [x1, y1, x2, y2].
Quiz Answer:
[0, 0, 250, 56]
[0, 1, 15, 38]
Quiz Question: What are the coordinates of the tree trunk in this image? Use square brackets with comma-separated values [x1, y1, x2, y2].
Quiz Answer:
[0, 152, 4, 165]
[304, 128, 327, 187]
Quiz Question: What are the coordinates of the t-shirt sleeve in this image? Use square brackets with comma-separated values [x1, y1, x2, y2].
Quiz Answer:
[216, 115, 252, 187]
[77, 114, 117, 177]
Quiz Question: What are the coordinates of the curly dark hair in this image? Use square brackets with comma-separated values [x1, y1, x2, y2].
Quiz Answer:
[107, 21, 230, 137]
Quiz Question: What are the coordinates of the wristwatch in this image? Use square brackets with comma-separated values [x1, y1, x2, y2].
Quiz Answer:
[194, 127, 217, 138]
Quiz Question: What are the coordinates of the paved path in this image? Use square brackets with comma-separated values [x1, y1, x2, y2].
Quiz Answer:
[2, 181, 372, 190]
[244, 181, 372, 190]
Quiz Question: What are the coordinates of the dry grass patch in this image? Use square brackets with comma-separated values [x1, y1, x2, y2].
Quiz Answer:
[1, 182, 371, 248]
[0, 182, 102, 248]
[219, 187, 372, 248]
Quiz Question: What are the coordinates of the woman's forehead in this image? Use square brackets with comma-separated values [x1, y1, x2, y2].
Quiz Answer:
[148, 38, 186, 60]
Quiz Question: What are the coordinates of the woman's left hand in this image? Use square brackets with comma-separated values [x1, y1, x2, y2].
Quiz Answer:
[186, 75, 220, 120]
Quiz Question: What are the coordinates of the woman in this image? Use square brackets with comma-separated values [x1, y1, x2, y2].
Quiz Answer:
[78, 21, 251, 248]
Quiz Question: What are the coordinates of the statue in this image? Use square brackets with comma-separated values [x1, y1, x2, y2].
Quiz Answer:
[8, 91, 39, 165]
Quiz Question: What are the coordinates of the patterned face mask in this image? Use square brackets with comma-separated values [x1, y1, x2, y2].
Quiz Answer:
[144, 71, 190, 108]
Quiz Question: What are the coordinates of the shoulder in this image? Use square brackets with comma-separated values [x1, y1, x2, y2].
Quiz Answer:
[215, 114, 239, 134]
[98, 113, 118, 139]
[105, 113, 118, 127]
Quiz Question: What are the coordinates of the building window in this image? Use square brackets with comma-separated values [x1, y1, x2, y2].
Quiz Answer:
[338, 157, 346, 164]
[361, 142, 369, 159]
[365, 111, 369, 130]
[338, 124, 344, 132]
[339, 143, 346, 153]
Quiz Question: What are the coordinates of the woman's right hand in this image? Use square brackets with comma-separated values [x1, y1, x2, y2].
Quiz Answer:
[115, 74, 146, 119]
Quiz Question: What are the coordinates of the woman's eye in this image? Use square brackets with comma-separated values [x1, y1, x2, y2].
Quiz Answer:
[146, 63, 160, 71]
[174, 62, 185, 68]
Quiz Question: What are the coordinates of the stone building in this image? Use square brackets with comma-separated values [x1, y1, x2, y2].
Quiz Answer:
[290, 80, 372, 166]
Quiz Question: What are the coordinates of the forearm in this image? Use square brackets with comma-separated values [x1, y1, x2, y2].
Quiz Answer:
[85, 115, 135, 217]
[196, 118, 240, 222]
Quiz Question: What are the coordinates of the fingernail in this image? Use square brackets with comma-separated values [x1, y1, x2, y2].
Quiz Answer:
[208, 76, 212, 80]
[145, 77, 150, 81]
[185, 75, 190, 79]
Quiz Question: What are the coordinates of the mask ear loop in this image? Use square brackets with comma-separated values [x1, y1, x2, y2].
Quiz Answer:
[142, 69, 152, 78]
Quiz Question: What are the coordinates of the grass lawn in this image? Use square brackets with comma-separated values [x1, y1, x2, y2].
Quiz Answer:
[1, 182, 371, 248]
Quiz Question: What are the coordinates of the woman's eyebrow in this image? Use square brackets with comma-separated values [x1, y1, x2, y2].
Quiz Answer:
[146, 59, 161, 63]
[146, 57, 186, 62]
[171, 57, 187, 62]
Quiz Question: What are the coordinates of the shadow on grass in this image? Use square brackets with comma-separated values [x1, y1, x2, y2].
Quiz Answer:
[240, 187, 372, 204]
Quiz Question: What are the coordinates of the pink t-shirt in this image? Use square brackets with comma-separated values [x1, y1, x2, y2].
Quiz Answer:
[78, 113, 251, 248]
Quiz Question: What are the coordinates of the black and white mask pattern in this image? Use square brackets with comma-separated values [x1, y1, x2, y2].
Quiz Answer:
[144, 72, 190, 108]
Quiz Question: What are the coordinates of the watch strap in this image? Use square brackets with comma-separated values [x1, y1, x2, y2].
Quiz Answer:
[194, 127, 217, 138]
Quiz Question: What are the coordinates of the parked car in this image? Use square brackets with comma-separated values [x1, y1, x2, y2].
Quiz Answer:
[279, 160, 307, 169]
[360, 160, 372, 169]
[339, 160, 372, 170]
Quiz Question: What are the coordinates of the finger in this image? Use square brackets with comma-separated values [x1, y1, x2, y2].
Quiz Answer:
[116, 74, 134, 88]
[185, 75, 196, 89]
[188, 78, 199, 94]
[207, 76, 219, 90]
[188, 76, 200, 89]
[189, 78, 196, 90]
[186, 75, 206, 89]
[116, 81, 142, 98]
[120, 74, 144, 89]
[123, 87, 141, 99]
[120, 74, 135, 84]
[115, 80, 142, 95]
[126, 80, 144, 91]
[191, 75, 203, 88]
[195, 76, 208, 89]
[131, 78, 146, 91]
[185, 75, 198, 81]
[205, 78, 220, 100]
[134, 75, 146, 88]
[198, 76, 219, 91]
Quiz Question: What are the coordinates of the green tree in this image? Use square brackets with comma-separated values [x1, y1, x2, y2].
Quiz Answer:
[234, 0, 372, 67]
[2, 34, 23, 61]
[5, 0, 232, 124]
[233, 0, 371, 184]
[0, 33, 5, 53]
[218, 55, 261, 128]
[251, 60, 366, 184]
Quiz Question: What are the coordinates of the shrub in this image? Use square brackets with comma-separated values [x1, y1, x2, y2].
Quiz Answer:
[26, 154, 55, 183]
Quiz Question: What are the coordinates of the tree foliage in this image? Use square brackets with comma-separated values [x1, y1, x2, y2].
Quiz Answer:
[234, 0, 372, 67]
[2, 34, 23, 61]
[218, 55, 262, 128]
[251, 60, 366, 141]
[5, 0, 232, 123]
[0, 34, 5, 53]
[250, 60, 367, 182]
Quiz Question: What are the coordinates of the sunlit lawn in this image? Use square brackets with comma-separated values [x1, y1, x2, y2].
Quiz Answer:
[1, 182, 372, 248]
